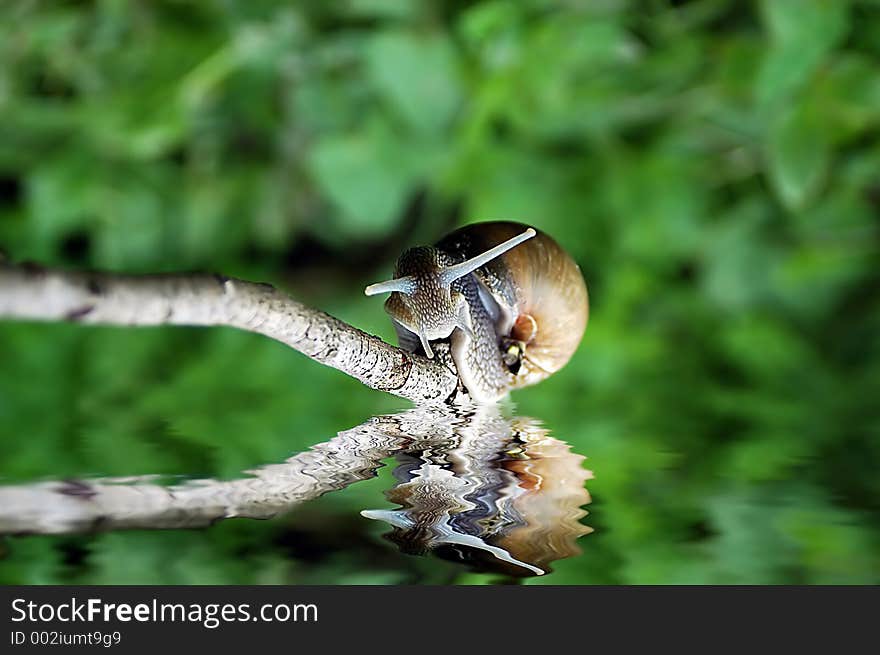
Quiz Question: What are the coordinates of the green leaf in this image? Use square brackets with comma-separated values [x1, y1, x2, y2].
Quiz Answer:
[761, 0, 847, 44]
[812, 54, 880, 142]
[756, 0, 850, 108]
[365, 30, 462, 134]
[766, 102, 830, 210]
[308, 119, 438, 239]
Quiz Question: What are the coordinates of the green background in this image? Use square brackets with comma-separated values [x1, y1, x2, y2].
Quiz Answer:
[1, 0, 878, 584]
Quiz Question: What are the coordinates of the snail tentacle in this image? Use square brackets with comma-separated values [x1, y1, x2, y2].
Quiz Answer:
[438, 228, 536, 288]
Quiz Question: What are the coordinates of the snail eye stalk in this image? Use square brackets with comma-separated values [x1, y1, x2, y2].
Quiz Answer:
[437, 228, 536, 287]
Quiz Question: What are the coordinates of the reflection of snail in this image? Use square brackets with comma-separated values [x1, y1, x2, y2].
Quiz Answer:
[365, 222, 589, 402]
[492, 423, 593, 574]
[361, 412, 592, 577]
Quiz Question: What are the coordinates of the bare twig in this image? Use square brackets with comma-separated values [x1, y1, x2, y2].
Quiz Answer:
[0, 263, 460, 403]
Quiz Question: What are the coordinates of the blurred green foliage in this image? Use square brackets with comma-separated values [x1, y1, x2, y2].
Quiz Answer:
[1, 0, 879, 584]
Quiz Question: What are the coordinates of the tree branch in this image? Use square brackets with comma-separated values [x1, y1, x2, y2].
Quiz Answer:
[0, 263, 460, 403]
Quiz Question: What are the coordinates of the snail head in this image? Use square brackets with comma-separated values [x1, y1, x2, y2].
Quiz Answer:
[365, 228, 536, 358]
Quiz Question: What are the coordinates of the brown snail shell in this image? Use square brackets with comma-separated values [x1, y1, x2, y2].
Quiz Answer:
[435, 221, 589, 393]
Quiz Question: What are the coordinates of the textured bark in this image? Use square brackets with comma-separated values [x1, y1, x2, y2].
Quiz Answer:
[0, 263, 460, 403]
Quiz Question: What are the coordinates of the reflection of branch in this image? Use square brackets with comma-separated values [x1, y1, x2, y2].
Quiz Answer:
[0, 264, 459, 403]
[0, 403, 593, 583]
[0, 406, 467, 535]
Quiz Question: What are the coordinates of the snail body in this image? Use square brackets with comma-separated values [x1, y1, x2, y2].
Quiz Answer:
[365, 221, 588, 402]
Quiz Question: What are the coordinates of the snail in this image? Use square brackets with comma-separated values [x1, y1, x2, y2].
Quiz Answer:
[365, 222, 589, 402]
